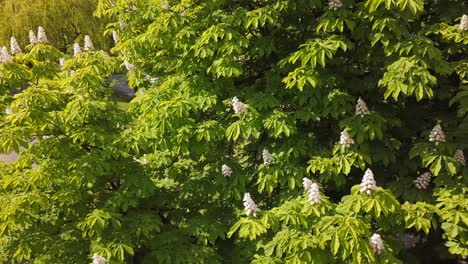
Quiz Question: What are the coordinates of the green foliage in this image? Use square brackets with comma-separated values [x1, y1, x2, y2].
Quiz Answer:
[0, 0, 466, 263]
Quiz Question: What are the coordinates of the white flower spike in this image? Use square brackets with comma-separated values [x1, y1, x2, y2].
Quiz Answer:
[29, 30, 37, 44]
[37, 26, 48, 43]
[355, 97, 369, 117]
[340, 130, 354, 148]
[232, 97, 248, 114]
[243, 193, 260, 217]
[370, 233, 384, 255]
[460, 15, 468, 31]
[360, 168, 377, 195]
[329, 0, 343, 10]
[222, 164, 233, 177]
[73, 43, 82, 56]
[10, 37, 22, 54]
[124, 60, 135, 71]
[454, 149, 466, 166]
[414, 172, 432, 190]
[262, 148, 275, 165]
[429, 123, 446, 146]
[0, 46, 12, 64]
[92, 253, 107, 264]
[84, 35, 94, 51]
[112, 30, 119, 44]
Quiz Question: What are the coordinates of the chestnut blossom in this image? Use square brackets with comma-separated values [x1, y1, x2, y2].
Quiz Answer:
[429, 123, 446, 146]
[222, 164, 233, 177]
[84, 35, 94, 51]
[232, 97, 248, 114]
[355, 97, 369, 117]
[414, 172, 432, 190]
[243, 193, 260, 217]
[112, 30, 119, 44]
[29, 30, 37, 44]
[10, 37, 22, 54]
[329, 0, 343, 10]
[262, 148, 275, 165]
[92, 253, 107, 264]
[370, 233, 384, 255]
[37, 26, 48, 43]
[460, 15, 468, 31]
[0, 47, 12, 64]
[303, 178, 321, 205]
[360, 168, 377, 195]
[454, 149, 465, 166]
[73, 43, 82, 56]
[340, 130, 354, 148]
[124, 60, 135, 71]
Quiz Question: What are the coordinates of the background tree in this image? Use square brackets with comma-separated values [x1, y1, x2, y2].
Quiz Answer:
[0, 0, 111, 51]
[0, 0, 467, 263]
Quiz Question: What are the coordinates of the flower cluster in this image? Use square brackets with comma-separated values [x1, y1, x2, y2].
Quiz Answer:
[222, 164, 233, 177]
[10, 37, 22, 54]
[133, 154, 148, 165]
[0, 46, 12, 64]
[84, 35, 94, 51]
[370, 233, 385, 255]
[243, 193, 260, 217]
[429, 123, 446, 146]
[454, 149, 466, 166]
[112, 30, 119, 44]
[414, 172, 432, 190]
[355, 97, 370, 117]
[460, 15, 468, 31]
[59, 58, 65, 70]
[399, 233, 421, 249]
[262, 148, 275, 165]
[5, 106, 13, 115]
[360, 169, 378, 195]
[232, 97, 248, 114]
[37, 26, 48, 43]
[328, 0, 343, 10]
[73, 43, 82, 56]
[124, 60, 135, 71]
[340, 130, 354, 148]
[92, 253, 107, 264]
[29, 30, 37, 44]
[303, 178, 321, 205]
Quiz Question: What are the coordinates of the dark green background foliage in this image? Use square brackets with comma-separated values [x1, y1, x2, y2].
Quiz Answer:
[0, 0, 467, 263]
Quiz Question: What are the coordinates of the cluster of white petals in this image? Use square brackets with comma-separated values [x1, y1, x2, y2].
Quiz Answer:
[29, 30, 37, 44]
[59, 58, 65, 70]
[454, 149, 466, 166]
[355, 97, 370, 117]
[414, 172, 432, 190]
[429, 123, 446, 146]
[124, 60, 135, 71]
[232, 97, 248, 114]
[340, 130, 354, 148]
[303, 178, 321, 205]
[92, 253, 107, 264]
[37, 26, 48, 43]
[119, 19, 126, 30]
[370, 233, 385, 255]
[262, 148, 275, 166]
[84, 35, 94, 51]
[5, 106, 12, 115]
[360, 169, 378, 195]
[460, 15, 468, 31]
[399, 233, 421, 249]
[112, 30, 119, 44]
[73, 43, 82, 56]
[222, 164, 233, 177]
[144, 74, 157, 84]
[329, 0, 343, 10]
[10, 37, 22, 54]
[243, 193, 260, 217]
[133, 154, 148, 165]
[0, 47, 12, 64]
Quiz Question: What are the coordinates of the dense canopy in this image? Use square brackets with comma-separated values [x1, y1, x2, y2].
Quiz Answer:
[0, 0, 467, 263]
